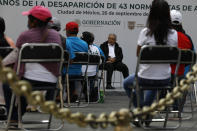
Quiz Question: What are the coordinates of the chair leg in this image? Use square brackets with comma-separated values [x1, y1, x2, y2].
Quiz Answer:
[163, 106, 170, 128]
[120, 72, 122, 88]
[77, 81, 84, 106]
[129, 90, 133, 110]
[97, 79, 100, 102]
[194, 83, 197, 104]
[103, 71, 106, 96]
[66, 74, 70, 107]
[86, 78, 90, 105]
[17, 97, 23, 129]
[47, 114, 53, 129]
[58, 76, 64, 108]
[6, 93, 15, 131]
[76, 76, 89, 107]
[189, 91, 194, 118]
[136, 87, 141, 108]
[113, 71, 115, 87]
[47, 88, 59, 129]
[180, 91, 193, 120]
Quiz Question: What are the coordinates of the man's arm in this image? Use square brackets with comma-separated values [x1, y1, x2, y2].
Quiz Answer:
[115, 46, 123, 63]
[100, 43, 108, 58]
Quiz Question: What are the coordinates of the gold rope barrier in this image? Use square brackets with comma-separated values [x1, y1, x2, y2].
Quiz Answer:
[0, 58, 196, 131]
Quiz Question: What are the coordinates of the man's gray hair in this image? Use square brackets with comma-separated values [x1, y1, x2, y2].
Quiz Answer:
[108, 33, 117, 40]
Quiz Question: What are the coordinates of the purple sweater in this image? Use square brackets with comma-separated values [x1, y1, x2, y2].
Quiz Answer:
[14, 27, 62, 78]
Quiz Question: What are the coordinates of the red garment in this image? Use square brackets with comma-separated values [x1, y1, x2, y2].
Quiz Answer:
[171, 32, 192, 75]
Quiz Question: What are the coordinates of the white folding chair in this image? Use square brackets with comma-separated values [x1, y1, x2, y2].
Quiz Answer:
[85, 54, 101, 103]
[130, 45, 181, 130]
[6, 43, 64, 131]
[178, 50, 197, 120]
[112, 70, 123, 88]
[64, 52, 90, 108]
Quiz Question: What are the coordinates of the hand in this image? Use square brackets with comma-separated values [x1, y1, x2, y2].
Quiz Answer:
[108, 58, 116, 63]
[110, 58, 116, 63]
[106, 60, 112, 63]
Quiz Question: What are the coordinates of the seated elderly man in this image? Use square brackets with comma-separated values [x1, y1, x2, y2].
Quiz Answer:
[3, 6, 62, 125]
[100, 34, 129, 89]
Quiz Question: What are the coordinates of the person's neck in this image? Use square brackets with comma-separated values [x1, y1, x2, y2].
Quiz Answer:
[67, 34, 77, 37]
[108, 43, 115, 46]
[29, 26, 46, 30]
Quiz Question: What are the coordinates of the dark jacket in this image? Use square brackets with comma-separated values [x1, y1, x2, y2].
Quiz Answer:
[100, 41, 123, 63]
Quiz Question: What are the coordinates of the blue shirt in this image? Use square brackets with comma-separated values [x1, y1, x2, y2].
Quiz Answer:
[65, 37, 88, 75]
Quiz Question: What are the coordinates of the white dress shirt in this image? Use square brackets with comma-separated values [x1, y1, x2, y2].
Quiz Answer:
[108, 43, 115, 58]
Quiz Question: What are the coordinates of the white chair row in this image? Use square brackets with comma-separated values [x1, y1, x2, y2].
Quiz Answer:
[0, 43, 102, 130]
[129, 45, 196, 130]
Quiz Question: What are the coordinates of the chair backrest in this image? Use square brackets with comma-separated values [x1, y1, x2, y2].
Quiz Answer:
[64, 50, 70, 63]
[63, 50, 70, 73]
[72, 52, 89, 65]
[69, 52, 89, 77]
[139, 45, 180, 64]
[88, 54, 101, 77]
[180, 49, 196, 65]
[135, 45, 181, 84]
[17, 43, 64, 75]
[0, 47, 13, 58]
[88, 54, 101, 65]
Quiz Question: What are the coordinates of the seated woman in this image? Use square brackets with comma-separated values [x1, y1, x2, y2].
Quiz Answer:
[123, 0, 178, 108]
[2, 6, 62, 125]
[0, 17, 15, 48]
[0, 16, 16, 120]
[81, 31, 105, 102]
[81, 31, 105, 76]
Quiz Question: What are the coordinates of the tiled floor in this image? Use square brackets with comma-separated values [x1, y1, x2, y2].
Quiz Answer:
[1, 92, 197, 131]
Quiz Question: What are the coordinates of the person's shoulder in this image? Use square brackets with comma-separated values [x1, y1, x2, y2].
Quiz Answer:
[48, 29, 59, 35]
[80, 38, 87, 44]
[114, 42, 120, 48]
[168, 29, 178, 40]
[140, 27, 149, 33]
[166, 29, 178, 46]
[177, 32, 191, 44]
[100, 41, 108, 47]
[138, 27, 149, 38]
[93, 44, 99, 48]
[177, 31, 186, 37]
[168, 29, 177, 35]
[16, 29, 33, 43]
[142, 27, 148, 31]
[66, 37, 71, 45]
[92, 44, 101, 50]
[48, 29, 61, 39]
[79, 38, 88, 46]
[18, 29, 31, 37]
